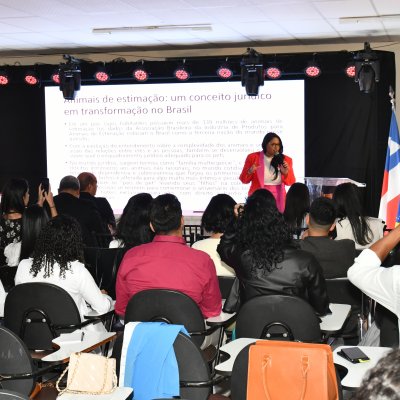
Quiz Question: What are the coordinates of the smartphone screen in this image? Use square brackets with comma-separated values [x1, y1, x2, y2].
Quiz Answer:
[41, 177, 50, 193]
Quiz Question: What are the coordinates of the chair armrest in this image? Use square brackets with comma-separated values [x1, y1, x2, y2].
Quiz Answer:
[84, 308, 114, 320]
[206, 311, 236, 328]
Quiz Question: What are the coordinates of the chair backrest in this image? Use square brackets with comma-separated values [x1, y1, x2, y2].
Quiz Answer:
[325, 278, 362, 310]
[0, 326, 36, 396]
[0, 265, 17, 292]
[83, 246, 126, 299]
[112, 330, 211, 400]
[182, 225, 204, 246]
[125, 289, 206, 348]
[4, 282, 82, 350]
[218, 276, 236, 299]
[235, 295, 322, 342]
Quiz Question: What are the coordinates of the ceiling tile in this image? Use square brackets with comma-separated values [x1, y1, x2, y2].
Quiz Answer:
[314, 0, 376, 18]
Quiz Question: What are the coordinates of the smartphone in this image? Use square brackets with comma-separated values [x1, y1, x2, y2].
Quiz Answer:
[41, 177, 50, 193]
[338, 347, 370, 364]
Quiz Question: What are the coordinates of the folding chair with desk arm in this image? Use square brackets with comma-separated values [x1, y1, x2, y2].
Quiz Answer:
[124, 289, 236, 367]
[4, 282, 114, 352]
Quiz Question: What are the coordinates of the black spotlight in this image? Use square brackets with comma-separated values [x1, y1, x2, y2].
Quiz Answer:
[241, 48, 264, 96]
[354, 42, 380, 93]
[58, 55, 81, 100]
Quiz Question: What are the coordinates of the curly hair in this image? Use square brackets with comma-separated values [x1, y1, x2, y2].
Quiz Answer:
[30, 215, 84, 278]
[333, 183, 372, 246]
[236, 189, 292, 273]
[351, 348, 400, 399]
[116, 193, 154, 248]
[1, 178, 29, 215]
[201, 194, 236, 233]
[261, 132, 284, 180]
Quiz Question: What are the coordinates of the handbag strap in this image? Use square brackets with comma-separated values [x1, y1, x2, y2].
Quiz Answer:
[261, 353, 310, 400]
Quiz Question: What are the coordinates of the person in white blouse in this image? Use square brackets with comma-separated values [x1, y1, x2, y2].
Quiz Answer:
[192, 194, 236, 276]
[15, 215, 112, 332]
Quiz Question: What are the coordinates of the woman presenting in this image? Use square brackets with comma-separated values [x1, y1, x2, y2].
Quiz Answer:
[239, 132, 295, 212]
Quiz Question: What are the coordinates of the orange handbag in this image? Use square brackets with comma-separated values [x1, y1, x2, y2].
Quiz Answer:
[247, 340, 339, 400]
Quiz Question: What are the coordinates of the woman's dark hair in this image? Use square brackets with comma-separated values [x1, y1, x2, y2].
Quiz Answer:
[236, 189, 292, 273]
[201, 194, 236, 233]
[0, 178, 29, 215]
[116, 193, 154, 248]
[261, 132, 284, 180]
[30, 215, 84, 278]
[333, 183, 372, 246]
[284, 183, 310, 228]
[20, 205, 50, 260]
[351, 348, 400, 399]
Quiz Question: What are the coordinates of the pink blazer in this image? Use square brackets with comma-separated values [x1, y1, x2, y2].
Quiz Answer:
[239, 151, 296, 196]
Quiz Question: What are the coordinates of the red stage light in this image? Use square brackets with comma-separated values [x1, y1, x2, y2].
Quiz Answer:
[304, 64, 321, 78]
[51, 72, 60, 84]
[345, 64, 356, 78]
[133, 68, 149, 82]
[24, 72, 39, 85]
[174, 67, 190, 81]
[0, 72, 9, 86]
[265, 66, 281, 79]
[94, 70, 110, 83]
[217, 66, 233, 79]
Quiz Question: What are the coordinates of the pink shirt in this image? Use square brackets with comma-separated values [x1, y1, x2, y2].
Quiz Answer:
[115, 235, 222, 318]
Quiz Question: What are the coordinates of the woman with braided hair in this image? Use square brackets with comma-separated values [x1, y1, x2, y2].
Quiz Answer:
[217, 188, 329, 315]
[15, 214, 112, 330]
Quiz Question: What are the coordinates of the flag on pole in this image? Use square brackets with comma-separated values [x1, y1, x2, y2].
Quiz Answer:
[379, 109, 400, 229]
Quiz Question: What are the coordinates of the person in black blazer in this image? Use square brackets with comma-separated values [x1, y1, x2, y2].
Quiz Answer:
[77, 172, 116, 233]
[53, 175, 106, 247]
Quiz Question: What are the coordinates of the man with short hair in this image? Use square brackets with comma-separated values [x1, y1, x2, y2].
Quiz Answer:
[77, 172, 116, 232]
[115, 193, 222, 318]
[300, 197, 356, 278]
[53, 175, 106, 247]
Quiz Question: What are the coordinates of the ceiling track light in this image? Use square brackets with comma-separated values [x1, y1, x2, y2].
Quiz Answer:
[58, 55, 81, 100]
[217, 58, 233, 79]
[345, 62, 356, 78]
[304, 56, 321, 78]
[265, 63, 282, 80]
[133, 60, 149, 82]
[353, 42, 380, 93]
[241, 48, 264, 96]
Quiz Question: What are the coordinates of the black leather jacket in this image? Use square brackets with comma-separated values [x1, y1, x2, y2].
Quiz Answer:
[217, 232, 330, 316]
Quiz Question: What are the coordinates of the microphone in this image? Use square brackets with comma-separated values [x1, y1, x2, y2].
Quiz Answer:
[274, 152, 284, 165]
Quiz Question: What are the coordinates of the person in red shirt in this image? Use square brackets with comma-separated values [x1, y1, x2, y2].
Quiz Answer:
[239, 132, 295, 212]
[115, 193, 222, 319]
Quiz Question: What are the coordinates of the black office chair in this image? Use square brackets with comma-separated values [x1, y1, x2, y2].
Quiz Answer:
[112, 329, 225, 400]
[0, 326, 58, 398]
[0, 265, 17, 292]
[84, 246, 127, 299]
[125, 289, 221, 349]
[182, 225, 204, 246]
[235, 295, 322, 342]
[4, 282, 112, 351]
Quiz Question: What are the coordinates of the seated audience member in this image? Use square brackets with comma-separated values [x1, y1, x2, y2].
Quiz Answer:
[0, 178, 29, 266]
[115, 193, 222, 318]
[20, 185, 57, 261]
[348, 224, 400, 339]
[109, 193, 154, 249]
[333, 183, 385, 250]
[192, 194, 236, 277]
[15, 215, 112, 331]
[351, 348, 400, 399]
[53, 175, 106, 247]
[283, 182, 310, 238]
[78, 172, 116, 233]
[300, 197, 356, 278]
[217, 189, 330, 315]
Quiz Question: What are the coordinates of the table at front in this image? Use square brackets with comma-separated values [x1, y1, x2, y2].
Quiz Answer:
[333, 346, 391, 390]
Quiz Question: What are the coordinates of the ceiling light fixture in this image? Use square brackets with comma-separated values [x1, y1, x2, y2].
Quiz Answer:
[174, 61, 190, 81]
[304, 56, 321, 78]
[216, 61, 233, 80]
[92, 24, 212, 34]
[354, 42, 380, 93]
[0, 70, 9, 86]
[94, 66, 110, 83]
[24, 70, 39, 86]
[241, 48, 264, 96]
[58, 55, 81, 100]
